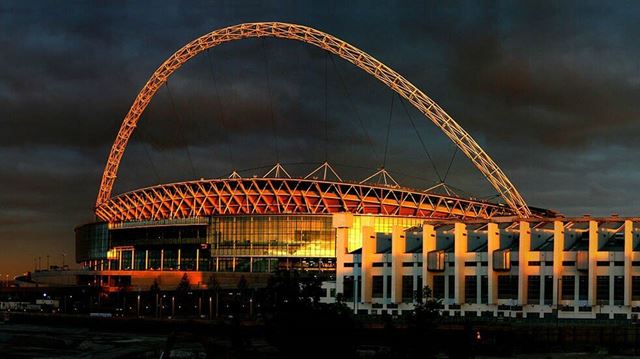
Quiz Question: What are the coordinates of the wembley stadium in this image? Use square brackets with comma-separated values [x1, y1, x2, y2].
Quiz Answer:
[66, 22, 544, 291]
[40, 22, 640, 320]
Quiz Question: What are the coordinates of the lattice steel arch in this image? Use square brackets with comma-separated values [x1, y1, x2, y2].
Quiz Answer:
[96, 22, 532, 218]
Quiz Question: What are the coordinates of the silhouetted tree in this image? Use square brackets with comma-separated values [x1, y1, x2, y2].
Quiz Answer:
[406, 285, 441, 358]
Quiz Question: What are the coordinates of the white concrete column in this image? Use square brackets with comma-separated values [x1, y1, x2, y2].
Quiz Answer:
[625, 220, 633, 306]
[518, 221, 531, 306]
[391, 226, 405, 304]
[361, 225, 375, 304]
[487, 222, 499, 305]
[422, 223, 436, 294]
[588, 220, 598, 306]
[145, 250, 149, 270]
[177, 248, 181, 270]
[160, 249, 164, 271]
[552, 221, 564, 306]
[332, 212, 353, 300]
[454, 222, 467, 304]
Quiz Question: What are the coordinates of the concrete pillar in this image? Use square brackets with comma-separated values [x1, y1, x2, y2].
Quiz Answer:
[332, 213, 353, 302]
[177, 248, 181, 270]
[454, 222, 467, 304]
[552, 221, 564, 306]
[625, 220, 633, 306]
[361, 225, 375, 304]
[588, 220, 598, 306]
[145, 250, 149, 270]
[391, 226, 405, 304]
[160, 249, 164, 271]
[423, 223, 436, 294]
[487, 222, 499, 305]
[518, 221, 531, 306]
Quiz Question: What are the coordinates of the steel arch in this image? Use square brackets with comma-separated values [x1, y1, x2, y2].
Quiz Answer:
[96, 22, 531, 217]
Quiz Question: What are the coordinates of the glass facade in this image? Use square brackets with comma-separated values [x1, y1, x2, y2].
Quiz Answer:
[75, 223, 109, 262]
[77, 215, 337, 273]
[208, 215, 336, 272]
[347, 216, 423, 252]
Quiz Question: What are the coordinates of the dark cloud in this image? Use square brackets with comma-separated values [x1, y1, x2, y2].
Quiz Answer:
[1, 1, 640, 275]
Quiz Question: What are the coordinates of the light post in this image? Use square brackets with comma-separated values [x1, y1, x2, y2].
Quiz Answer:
[171, 296, 175, 318]
[137, 294, 141, 317]
[208, 296, 212, 320]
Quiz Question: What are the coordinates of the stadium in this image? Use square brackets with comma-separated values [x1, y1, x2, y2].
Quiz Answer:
[44, 23, 640, 320]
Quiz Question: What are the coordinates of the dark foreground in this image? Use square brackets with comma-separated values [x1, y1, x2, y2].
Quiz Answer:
[2, 313, 640, 358]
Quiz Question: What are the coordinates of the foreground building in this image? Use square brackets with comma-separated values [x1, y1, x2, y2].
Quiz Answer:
[323, 213, 640, 320]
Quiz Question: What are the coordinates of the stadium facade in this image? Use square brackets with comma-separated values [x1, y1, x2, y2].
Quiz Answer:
[32, 22, 640, 320]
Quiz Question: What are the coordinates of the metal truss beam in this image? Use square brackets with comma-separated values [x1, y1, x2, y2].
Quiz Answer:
[96, 22, 531, 217]
[95, 178, 514, 223]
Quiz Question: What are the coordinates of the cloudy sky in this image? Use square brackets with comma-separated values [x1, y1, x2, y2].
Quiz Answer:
[2, 1, 640, 276]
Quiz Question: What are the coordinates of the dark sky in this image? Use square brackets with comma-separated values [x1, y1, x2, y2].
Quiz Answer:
[2, 1, 640, 276]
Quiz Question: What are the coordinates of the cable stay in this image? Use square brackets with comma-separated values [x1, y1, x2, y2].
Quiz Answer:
[304, 161, 342, 182]
[442, 146, 458, 183]
[382, 92, 395, 168]
[424, 182, 459, 197]
[132, 128, 162, 185]
[399, 96, 443, 183]
[164, 82, 197, 179]
[260, 38, 280, 163]
[263, 163, 291, 178]
[360, 167, 400, 188]
[323, 52, 329, 162]
[204, 49, 234, 169]
[329, 55, 381, 165]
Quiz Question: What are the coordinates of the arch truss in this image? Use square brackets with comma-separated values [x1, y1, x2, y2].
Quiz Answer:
[96, 22, 531, 218]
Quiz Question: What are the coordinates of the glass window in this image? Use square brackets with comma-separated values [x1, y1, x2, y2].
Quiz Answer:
[402, 276, 413, 303]
[578, 275, 588, 301]
[633, 276, 640, 301]
[480, 276, 488, 304]
[561, 275, 575, 300]
[613, 276, 624, 305]
[498, 275, 518, 300]
[343, 276, 354, 301]
[465, 276, 477, 304]
[433, 275, 445, 299]
[448, 275, 455, 299]
[596, 276, 609, 305]
[544, 276, 554, 305]
[527, 276, 541, 304]
[372, 276, 384, 298]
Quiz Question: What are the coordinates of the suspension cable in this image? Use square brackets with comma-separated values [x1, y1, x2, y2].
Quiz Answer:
[382, 92, 394, 168]
[164, 82, 196, 178]
[442, 146, 458, 183]
[329, 55, 380, 164]
[133, 127, 161, 184]
[398, 97, 443, 182]
[260, 38, 280, 162]
[204, 49, 234, 168]
[323, 52, 329, 162]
